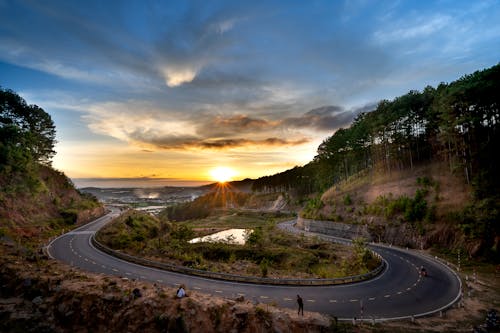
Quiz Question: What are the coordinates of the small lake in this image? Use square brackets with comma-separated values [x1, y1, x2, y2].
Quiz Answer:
[189, 228, 253, 245]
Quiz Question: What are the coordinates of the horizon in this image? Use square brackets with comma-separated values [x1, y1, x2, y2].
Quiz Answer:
[72, 177, 214, 189]
[1, 1, 499, 181]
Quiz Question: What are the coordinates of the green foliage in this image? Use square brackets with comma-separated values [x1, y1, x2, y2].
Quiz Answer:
[252, 64, 500, 209]
[60, 209, 79, 225]
[259, 258, 269, 277]
[300, 196, 325, 218]
[0, 88, 56, 165]
[343, 194, 352, 205]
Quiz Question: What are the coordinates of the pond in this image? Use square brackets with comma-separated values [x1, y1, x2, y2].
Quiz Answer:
[189, 228, 253, 245]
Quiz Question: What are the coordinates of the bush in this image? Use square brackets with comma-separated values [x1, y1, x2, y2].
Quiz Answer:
[343, 194, 352, 205]
[60, 209, 78, 225]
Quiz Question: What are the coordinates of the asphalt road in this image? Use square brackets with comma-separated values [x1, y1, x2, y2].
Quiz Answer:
[47, 208, 461, 320]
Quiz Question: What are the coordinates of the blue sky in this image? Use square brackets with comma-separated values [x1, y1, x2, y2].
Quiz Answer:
[1, 0, 499, 182]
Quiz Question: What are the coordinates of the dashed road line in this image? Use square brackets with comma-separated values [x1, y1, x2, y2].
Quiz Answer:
[349, 299, 358, 302]
[215, 290, 223, 294]
[307, 299, 315, 303]
[368, 297, 376, 301]
[384, 294, 391, 298]
[260, 296, 269, 299]
[329, 300, 337, 303]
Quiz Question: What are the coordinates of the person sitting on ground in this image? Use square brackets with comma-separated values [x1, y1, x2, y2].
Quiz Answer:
[176, 285, 186, 298]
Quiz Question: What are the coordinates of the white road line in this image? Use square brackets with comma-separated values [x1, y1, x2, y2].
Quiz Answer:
[215, 290, 223, 293]
[307, 299, 315, 303]
[349, 299, 358, 302]
[384, 294, 391, 298]
[368, 297, 376, 301]
[329, 300, 337, 303]
[260, 296, 269, 299]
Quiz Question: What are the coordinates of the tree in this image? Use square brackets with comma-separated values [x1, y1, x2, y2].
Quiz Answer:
[0, 88, 56, 165]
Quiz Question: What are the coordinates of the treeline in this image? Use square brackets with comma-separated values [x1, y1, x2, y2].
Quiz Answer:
[160, 190, 251, 221]
[1, 88, 56, 174]
[252, 64, 500, 198]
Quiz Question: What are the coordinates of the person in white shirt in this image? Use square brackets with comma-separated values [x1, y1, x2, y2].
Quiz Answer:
[176, 285, 186, 298]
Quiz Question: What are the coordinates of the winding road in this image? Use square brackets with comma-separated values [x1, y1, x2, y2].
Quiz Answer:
[47, 208, 462, 321]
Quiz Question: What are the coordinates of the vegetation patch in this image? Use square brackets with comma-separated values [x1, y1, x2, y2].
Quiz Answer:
[97, 208, 379, 279]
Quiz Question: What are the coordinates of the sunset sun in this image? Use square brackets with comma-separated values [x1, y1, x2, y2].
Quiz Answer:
[210, 167, 237, 183]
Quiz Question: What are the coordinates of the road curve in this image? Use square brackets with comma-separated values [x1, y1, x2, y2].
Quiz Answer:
[47, 208, 461, 321]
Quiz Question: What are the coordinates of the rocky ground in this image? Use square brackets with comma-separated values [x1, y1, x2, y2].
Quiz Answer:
[1, 240, 499, 332]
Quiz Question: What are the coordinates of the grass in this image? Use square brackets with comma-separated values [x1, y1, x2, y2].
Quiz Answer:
[97, 209, 380, 279]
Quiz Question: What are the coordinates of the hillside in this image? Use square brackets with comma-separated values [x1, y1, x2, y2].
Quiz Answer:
[0, 88, 104, 245]
[0, 164, 104, 242]
[250, 64, 500, 261]
[299, 161, 496, 256]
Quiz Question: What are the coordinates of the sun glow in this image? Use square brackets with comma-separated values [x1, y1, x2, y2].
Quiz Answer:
[210, 166, 237, 183]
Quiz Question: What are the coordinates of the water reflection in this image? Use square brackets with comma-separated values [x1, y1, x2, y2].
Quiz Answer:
[189, 229, 253, 245]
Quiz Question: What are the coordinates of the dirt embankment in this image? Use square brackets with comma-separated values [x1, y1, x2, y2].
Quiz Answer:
[0, 248, 331, 333]
[312, 162, 485, 253]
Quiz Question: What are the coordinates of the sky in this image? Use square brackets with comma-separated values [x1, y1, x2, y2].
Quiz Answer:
[1, 0, 499, 185]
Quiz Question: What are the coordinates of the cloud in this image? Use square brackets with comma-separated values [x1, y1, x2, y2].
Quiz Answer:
[128, 130, 309, 150]
[160, 66, 199, 87]
[373, 15, 451, 44]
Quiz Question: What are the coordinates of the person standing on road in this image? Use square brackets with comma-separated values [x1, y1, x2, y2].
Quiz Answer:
[297, 294, 304, 316]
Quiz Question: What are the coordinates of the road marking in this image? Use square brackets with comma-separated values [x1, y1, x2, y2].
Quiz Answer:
[407, 288, 412, 291]
[368, 297, 376, 301]
[384, 294, 391, 298]
[101, 265, 106, 269]
[156, 279, 163, 283]
[91, 261, 96, 265]
[84, 258, 88, 262]
[194, 287, 201, 290]
[349, 299, 358, 302]
[125, 272, 132, 276]
[112, 268, 118, 272]
[307, 299, 315, 303]
[215, 290, 223, 293]
[140, 276, 146, 279]
[260, 296, 269, 299]
[283, 298, 292, 301]
[397, 291, 403, 295]
[329, 300, 337, 303]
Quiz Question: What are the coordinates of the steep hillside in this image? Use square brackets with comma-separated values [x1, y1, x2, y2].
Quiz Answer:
[0, 88, 104, 245]
[300, 161, 498, 259]
[0, 164, 104, 242]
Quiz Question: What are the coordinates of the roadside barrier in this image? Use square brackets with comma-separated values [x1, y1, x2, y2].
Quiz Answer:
[91, 234, 385, 286]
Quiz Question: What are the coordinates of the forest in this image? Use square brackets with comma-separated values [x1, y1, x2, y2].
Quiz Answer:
[252, 64, 500, 200]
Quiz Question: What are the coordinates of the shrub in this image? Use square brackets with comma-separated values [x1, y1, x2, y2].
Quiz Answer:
[343, 194, 352, 205]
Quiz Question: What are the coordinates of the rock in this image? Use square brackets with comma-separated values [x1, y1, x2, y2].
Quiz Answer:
[132, 288, 142, 298]
[23, 278, 32, 287]
[32, 296, 43, 305]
